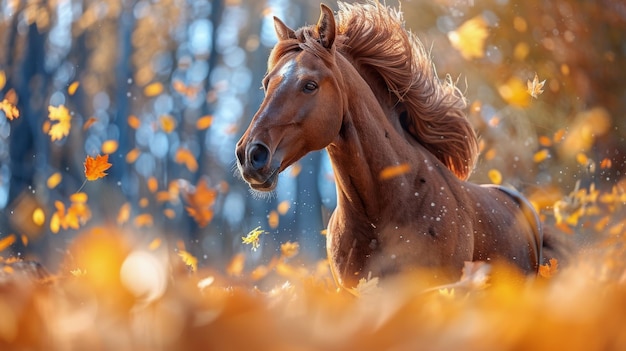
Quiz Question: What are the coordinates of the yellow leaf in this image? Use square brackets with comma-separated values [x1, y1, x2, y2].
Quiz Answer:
[70, 192, 88, 203]
[47, 172, 62, 189]
[144, 82, 164, 97]
[32, 208, 45, 226]
[379, 163, 411, 180]
[0, 99, 19, 120]
[498, 77, 530, 108]
[242, 226, 267, 251]
[48, 105, 72, 141]
[196, 115, 214, 130]
[178, 250, 198, 272]
[448, 16, 489, 60]
[101, 140, 119, 154]
[487, 169, 502, 185]
[68, 81, 80, 96]
[576, 153, 589, 166]
[148, 238, 162, 251]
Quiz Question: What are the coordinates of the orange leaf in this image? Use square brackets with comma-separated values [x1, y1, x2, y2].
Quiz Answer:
[175, 148, 198, 172]
[196, 115, 214, 130]
[148, 238, 162, 251]
[159, 115, 176, 133]
[117, 202, 131, 225]
[126, 148, 141, 163]
[600, 158, 612, 169]
[379, 163, 411, 180]
[448, 16, 488, 60]
[84, 154, 112, 181]
[144, 82, 164, 97]
[277, 200, 291, 215]
[128, 115, 141, 129]
[539, 258, 558, 278]
[533, 149, 550, 163]
[0, 234, 16, 252]
[83, 117, 98, 130]
[70, 192, 88, 203]
[147, 177, 159, 193]
[268, 210, 279, 229]
[68, 81, 80, 96]
[134, 213, 154, 228]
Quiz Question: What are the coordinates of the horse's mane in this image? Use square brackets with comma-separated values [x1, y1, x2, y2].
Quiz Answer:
[268, 1, 479, 180]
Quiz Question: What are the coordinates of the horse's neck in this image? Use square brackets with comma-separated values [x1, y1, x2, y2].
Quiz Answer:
[326, 62, 443, 225]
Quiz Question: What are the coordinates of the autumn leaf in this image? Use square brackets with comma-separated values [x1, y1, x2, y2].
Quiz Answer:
[280, 241, 300, 259]
[48, 104, 72, 141]
[127, 115, 141, 129]
[101, 140, 119, 154]
[448, 16, 489, 60]
[68, 81, 80, 95]
[0, 99, 19, 120]
[84, 154, 112, 181]
[178, 250, 198, 272]
[196, 115, 214, 130]
[0, 234, 17, 252]
[83, 117, 98, 130]
[488, 169, 503, 185]
[268, 210, 279, 229]
[183, 178, 217, 227]
[159, 115, 176, 133]
[527, 73, 546, 99]
[539, 258, 558, 278]
[175, 148, 199, 172]
[242, 226, 267, 251]
[47, 172, 63, 189]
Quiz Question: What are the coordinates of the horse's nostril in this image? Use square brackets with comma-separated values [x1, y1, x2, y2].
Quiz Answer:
[248, 143, 270, 170]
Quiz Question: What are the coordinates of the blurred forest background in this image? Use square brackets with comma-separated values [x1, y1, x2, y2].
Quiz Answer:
[0, 0, 625, 273]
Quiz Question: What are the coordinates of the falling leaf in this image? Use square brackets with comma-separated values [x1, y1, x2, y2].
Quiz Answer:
[84, 154, 112, 181]
[538, 136, 552, 147]
[48, 104, 72, 141]
[175, 148, 199, 172]
[242, 226, 267, 251]
[498, 77, 530, 107]
[448, 16, 489, 60]
[533, 149, 550, 163]
[70, 192, 88, 203]
[488, 169, 502, 185]
[147, 177, 159, 193]
[148, 238, 162, 251]
[20, 235, 29, 247]
[268, 210, 279, 229]
[277, 200, 291, 215]
[134, 213, 154, 228]
[227, 252, 246, 276]
[484, 148, 497, 161]
[280, 241, 299, 259]
[126, 148, 141, 163]
[83, 117, 98, 130]
[349, 274, 380, 297]
[178, 250, 198, 272]
[101, 140, 119, 154]
[144, 82, 164, 97]
[196, 115, 214, 130]
[159, 115, 176, 133]
[379, 163, 411, 180]
[0, 70, 5, 90]
[127, 115, 141, 129]
[163, 208, 176, 219]
[32, 208, 45, 226]
[527, 73, 546, 99]
[539, 258, 558, 278]
[67, 81, 80, 96]
[117, 202, 131, 225]
[553, 129, 566, 143]
[47, 172, 62, 189]
[0, 99, 19, 120]
[183, 178, 217, 227]
[600, 158, 612, 169]
[0, 234, 16, 252]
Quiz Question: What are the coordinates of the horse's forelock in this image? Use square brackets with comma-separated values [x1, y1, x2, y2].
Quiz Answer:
[336, 0, 479, 180]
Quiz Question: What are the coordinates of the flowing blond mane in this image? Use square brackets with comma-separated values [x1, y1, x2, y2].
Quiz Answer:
[335, 1, 478, 179]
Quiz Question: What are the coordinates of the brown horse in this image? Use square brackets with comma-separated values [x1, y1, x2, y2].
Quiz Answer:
[236, 1, 545, 289]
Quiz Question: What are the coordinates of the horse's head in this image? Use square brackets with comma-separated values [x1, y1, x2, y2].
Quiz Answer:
[236, 5, 343, 192]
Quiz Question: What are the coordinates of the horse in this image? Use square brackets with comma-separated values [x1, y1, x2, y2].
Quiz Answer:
[236, 1, 546, 290]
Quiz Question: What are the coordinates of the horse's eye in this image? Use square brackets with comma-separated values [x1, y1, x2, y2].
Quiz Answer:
[303, 81, 317, 93]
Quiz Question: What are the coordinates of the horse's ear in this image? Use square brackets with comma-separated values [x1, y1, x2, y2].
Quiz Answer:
[316, 4, 336, 49]
[274, 17, 296, 41]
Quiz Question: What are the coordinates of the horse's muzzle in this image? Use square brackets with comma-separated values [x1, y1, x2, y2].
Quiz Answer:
[236, 141, 279, 191]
